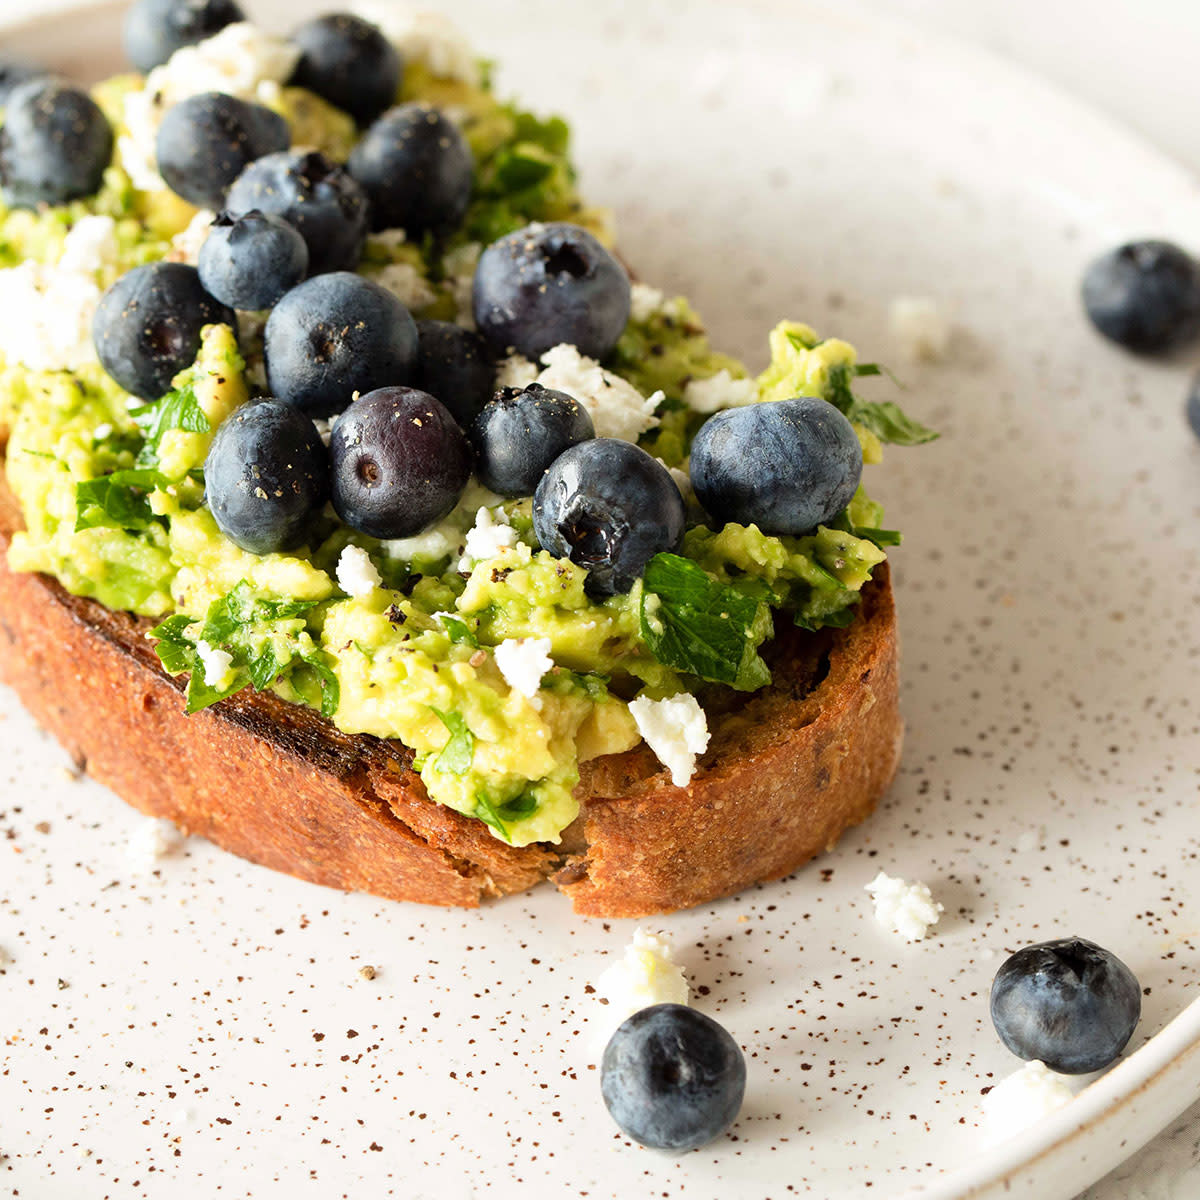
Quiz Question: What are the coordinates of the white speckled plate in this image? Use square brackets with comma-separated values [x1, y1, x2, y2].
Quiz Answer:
[3, 2, 1200, 1197]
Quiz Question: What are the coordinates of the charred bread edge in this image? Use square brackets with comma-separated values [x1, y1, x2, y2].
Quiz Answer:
[0, 458, 902, 917]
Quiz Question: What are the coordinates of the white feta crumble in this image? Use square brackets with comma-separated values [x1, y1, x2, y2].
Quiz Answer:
[864, 870, 944, 941]
[194, 640, 234, 688]
[384, 519, 463, 564]
[442, 240, 482, 328]
[494, 637, 553, 702]
[120, 23, 300, 193]
[982, 1061, 1074, 1142]
[168, 209, 216, 266]
[494, 353, 539, 390]
[459, 506, 519, 570]
[127, 817, 186, 868]
[629, 282, 666, 323]
[92, 423, 114, 442]
[312, 417, 334, 447]
[628, 693, 710, 787]
[0, 216, 118, 372]
[534, 344, 663, 442]
[336, 545, 382, 598]
[888, 296, 950, 363]
[595, 928, 689, 1029]
[683, 368, 759, 415]
[374, 261, 437, 312]
[354, 4, 481, 85]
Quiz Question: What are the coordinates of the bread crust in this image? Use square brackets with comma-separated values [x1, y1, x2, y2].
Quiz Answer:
[0, 464, 901, 916]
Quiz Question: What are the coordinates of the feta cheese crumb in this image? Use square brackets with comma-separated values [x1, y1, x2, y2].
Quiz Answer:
[312, 417, 334, 447]
[982, 1061, 1074, 1142]
[354, 4, 481, 85]
[127, 817, 186, 867]
[194, 640, 234, 688]
[628, 693, 710, 787]
[629, 282, 666, 323]
[888, 296, 950, 362]
[683, 368, 759, 415]
[864, 870, 943, 941]
[494, 637, 553, 701]
[336, 545, 382, 598]
[494, 353, 539, 390]
[0, 216, 119, 372]
[534, 344, 662, 441]
[459, 506, 519, 570]
[596, 928, 689, 1028]
[168, 209, 216, 266]
[374, 261, 437, 312]
[92, 423, 114, 442]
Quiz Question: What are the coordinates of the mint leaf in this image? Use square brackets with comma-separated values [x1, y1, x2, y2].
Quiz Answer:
[302, 655, 340, 719]
[184, 666, 241, 714]
[436, 612, 478, 647]
[430, 707, 474, 775]
[826, 364, 938, 446]
[75, 467, 166, 531]
[150, 614, 197, 674]
[494, 145, 555, 191]
[473, 793, 511, 842]
[828, 508, 902, 549]
[132, 383, 210, 468]
[641, 554, 771, 690]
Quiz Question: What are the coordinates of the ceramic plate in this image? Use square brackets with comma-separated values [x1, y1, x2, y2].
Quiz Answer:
[3, 2, 1200, 1197]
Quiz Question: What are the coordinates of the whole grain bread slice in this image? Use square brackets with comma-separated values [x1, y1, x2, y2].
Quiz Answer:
[0, 461, 902, 917]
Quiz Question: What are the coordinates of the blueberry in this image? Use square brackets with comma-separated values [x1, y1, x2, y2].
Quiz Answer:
[346, 102, 473, 236]
[226, 150, 368, 276]
[1188, 371, 1200, 442]
[412, 319, 494, 429]
[264, 272, 417, 418]
[123, 0, 246, 73]
[690, 397, 862, 536]
[601, 1004, 745, 1151]
[198, 210, 309, 311]
[0, 79, 113, 209]
[990, 937, 1141, 1075]
[93, 263, 236, 401]
[1082, 240, 1200, 354]
[473, 383, 594, 498]
[473, 222, 631, 361]
[533, 438, 684, 596]
[0, 57, 48, 106]
[155, 92, 290, 210]
[289, 13, 400, 128]
[204, 399, 329, 554]
[330, 386, 472, 538]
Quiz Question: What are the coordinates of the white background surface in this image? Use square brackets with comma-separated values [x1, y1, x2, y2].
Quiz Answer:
[3, 1, 1200, 1196]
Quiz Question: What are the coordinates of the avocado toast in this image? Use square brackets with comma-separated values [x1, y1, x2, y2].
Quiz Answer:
[0, 2, 929, 915]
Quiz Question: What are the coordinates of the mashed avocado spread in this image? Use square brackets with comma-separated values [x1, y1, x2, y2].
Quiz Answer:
[0, 18, 934, 847]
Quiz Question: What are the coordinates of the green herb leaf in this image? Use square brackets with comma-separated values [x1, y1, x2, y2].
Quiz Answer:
[75, 467, 166, 532]
[498, 793, 537, 819]
[149, 614, 197, 674]
[640, 554, 772, 690]
[826, 364, 938, 446]
[436, 612, 479, 648]
[494, 144, 556, 191]
[794, 605, 857, 632]
[132, 383, 210, 468]
[472, 793, 511, 843]
[302, 655, 340, 719]
[184, 666, 242, 714]
[430, 707, 475, 775]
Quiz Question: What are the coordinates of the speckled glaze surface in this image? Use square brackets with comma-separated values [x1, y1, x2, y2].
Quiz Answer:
[2, 1, 1200, 1197]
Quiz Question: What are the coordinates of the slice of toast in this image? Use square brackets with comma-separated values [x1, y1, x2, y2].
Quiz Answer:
[0, 457, 902, 917]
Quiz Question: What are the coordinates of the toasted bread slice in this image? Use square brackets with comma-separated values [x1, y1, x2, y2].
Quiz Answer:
[0, 458, 901, 917]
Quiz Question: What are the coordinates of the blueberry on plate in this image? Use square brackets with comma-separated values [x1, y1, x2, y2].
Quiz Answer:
[123, 0, 246, 73]
[330, 386, 472, 539]
[1187, 371, 1200, 442]
[601, 1004, 746, 1151]
[0, 79, 113, 209]
[532, 438, 684, 597]
[156, 92, 290, 211]
[289, 13, 400, 128]
[346, 102, 473, 235]
[473, 382, 594, 498]
[205, 399, 329, 555]
[690, 396, 862, 537]
[412, 319, 495, 429]
[93, 262, 236, 401]
[0, 56, 48, 106]
[198, 210, 309, 311]
[990, 936, 1142, 1074]
[226, 149, 368, 276]
[264, 271, 418, 417]
[473, 222, 631, 361]
[1081, 240, 1200, 354]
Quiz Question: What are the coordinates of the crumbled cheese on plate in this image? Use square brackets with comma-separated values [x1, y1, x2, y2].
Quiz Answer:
[354, 3, 481, 85]
[888, 296, 951, 362]
[336, 545, 382, 598]
[629, 282, 666, 323]
[864, 870, 943, 941]
[494, 637, 553, 702]
[595, 928, 689, 1030]
[628, 693, 710, 787]
[982, 1060, 1075, 1142]
[194, 640, 234, 688]
[459, 506, 519, 570]
[127, 817, 187, 868]
[683, 368, 758, 414]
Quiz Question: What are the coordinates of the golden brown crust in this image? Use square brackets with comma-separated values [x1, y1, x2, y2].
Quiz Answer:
[0, 463, 901, 916]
